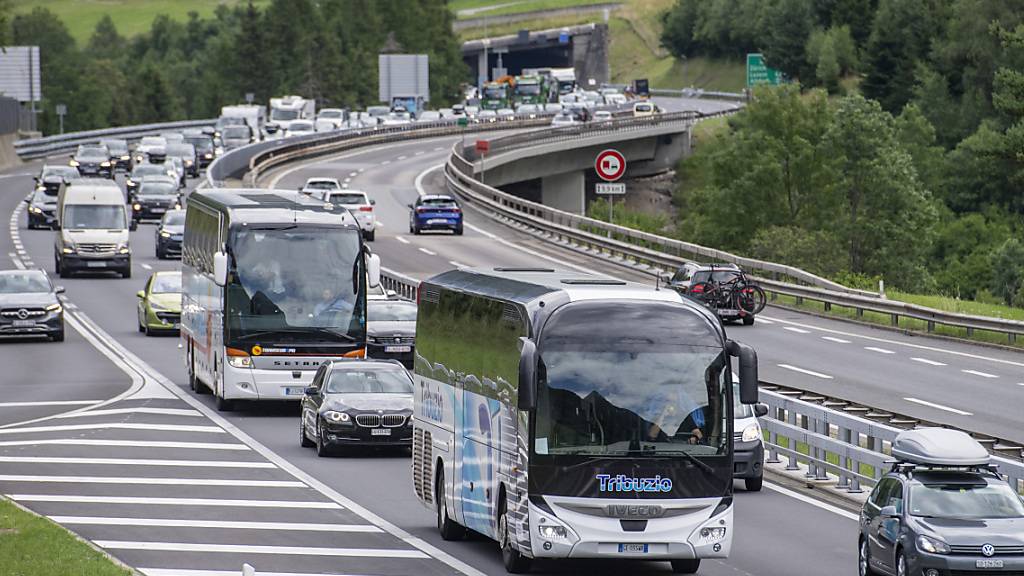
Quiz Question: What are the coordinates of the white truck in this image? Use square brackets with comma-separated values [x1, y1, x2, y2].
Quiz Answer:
[550, 67, 577, 95]
[269, 96, 316, 132]
[219, 105, 266, 140]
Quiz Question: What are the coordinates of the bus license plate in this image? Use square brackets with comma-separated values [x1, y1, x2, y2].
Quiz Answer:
[976, 559, 1003, 569]
[618, 544, 648, 554]
[384, 345, 411, 353]
[371, 428, 391, 436]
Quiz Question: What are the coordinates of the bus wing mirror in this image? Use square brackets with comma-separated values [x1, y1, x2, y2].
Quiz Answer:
[366, 252, 381, 289]
[213, 251, 228, 287]
[517, 337, 537, 411]
[727, 340, 759, 404]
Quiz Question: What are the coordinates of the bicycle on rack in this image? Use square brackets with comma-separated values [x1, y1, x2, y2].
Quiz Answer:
[686, 265, 767, 325]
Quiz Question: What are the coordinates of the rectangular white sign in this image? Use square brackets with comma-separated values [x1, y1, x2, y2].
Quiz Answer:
[595, 183, 626, 195]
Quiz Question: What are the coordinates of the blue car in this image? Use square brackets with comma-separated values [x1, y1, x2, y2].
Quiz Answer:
[408, 194, 463, 235]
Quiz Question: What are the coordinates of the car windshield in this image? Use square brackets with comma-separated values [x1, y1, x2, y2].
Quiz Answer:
[101, 141, 128, 153]
[304, 181, 338, 191]
[168, 145, 194, 157]
[222, 126, 250, 139]
[535, 300, 727, 457]
[186, 138, 213, 152]
[134, 166, 170, 178]
[369, 301, 417, 322]
[77, 146, 108, 159]
[289, 122, 314, 131]
[484, 86, 506, 99]
[909, 481, 1024, 519]
[33, 189, 56, 203]
[226, 226, 364, 343]
[139, 182, 177, 196]
[319, 110, 343, 119]
[217, 117, 246, 128]
[419, 112, 440, 121]
[271, 109, 300, 121]
[63, 205, 125, 230]
[419, 198, 457, 208]
[163, 212, 185, 225]
[0, 272, 50, 294]
[42, 166, 80, 180]
[733, 382, 753, 418]
[140, 137, 165, 147]
[325, 368, 413, 394]
[151, 274, 181, 294]
[329, 193, 367, 205]
[692, 270, 740, 284]
[636, 104, 653, 112]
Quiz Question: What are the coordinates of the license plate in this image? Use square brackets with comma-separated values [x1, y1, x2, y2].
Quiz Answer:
[976, 559, 1003, 569]
[371, 428, 391, 436]
[284, 387, 305, 396]
[172, 323, 180, 329]
[618, 544, 648, 553]
[717, 308, 739, 316]
[12, 320, 34, 327]
[152, 207, 166, 213]
[86, 261, 106, 268]
[384, 345, 411, 353]
[427, 218, 448, 224]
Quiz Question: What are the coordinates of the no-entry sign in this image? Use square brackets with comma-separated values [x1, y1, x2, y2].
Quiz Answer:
[595, 149, 626, 182]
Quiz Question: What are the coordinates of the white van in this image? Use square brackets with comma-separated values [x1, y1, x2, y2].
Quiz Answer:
[54, 182, 135, 279]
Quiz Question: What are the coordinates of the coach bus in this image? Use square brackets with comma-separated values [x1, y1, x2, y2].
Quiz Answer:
[411, 267, 758, 574]
[181, 189, 380, 411]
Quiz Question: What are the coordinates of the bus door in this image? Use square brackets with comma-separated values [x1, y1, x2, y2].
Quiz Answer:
[461, 373, 501, 538]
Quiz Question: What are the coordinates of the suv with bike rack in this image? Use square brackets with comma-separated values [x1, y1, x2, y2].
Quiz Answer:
[667, 263, 766, 325]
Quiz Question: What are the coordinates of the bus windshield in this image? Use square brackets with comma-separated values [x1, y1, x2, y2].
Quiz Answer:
[535, 301, 728, 458]
[516, 83, 541, 96]
[226, 226, 364, 344]
[271, 109, 299, 121]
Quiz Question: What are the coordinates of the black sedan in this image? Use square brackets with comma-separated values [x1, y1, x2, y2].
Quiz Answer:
[184, 133, 215, 168]
[70, 144, 113, 178]
[366, 299, 417, 369]
[155, 210, 185, 259]
[0, 269, 65, 342]
[25, 177, 63, 229]
[132, 176, 180, 222]
[100, 138, 132, 171]
[299, 359, 413, 456]
[126, 163, 177, 198]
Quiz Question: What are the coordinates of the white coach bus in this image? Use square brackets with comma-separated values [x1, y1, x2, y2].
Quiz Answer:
[411, 267, 759, 573]
[181, 189, 380, 411]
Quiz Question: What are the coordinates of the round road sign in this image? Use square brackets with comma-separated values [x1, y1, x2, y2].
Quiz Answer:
[595, 149, 626, 182]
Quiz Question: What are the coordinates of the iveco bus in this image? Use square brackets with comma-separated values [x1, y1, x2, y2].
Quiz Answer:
[181, 189, 381, 411]
[411, 267, 758, 573]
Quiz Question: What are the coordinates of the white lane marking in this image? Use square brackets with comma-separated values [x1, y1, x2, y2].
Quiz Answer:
[783, 327, 811, 334]
[0, 400, 102, 408]
[344, 177, 351, 183]
[418, 247, 437, 256]
[758, 315, 1024, 369]
[755, 317, 774, 324]
[0, 422, 224, 435]
[396, 236, 410, 244]
[415, 151, 424, 156]
[10, 495, 341, 509]
[358, 167, 365, 173]
[961, 369, 998, 379]
[381, 160, 391, 165]
[763, 482, 859, 521]
[413, 163, 445, 197]
[777, 364, 834, 379]
[911, 357, 946, 366]
[0, 439, 248, 450]
[57, 407, 201, 418]
[267, 139, 442, 188]
[0, 476, 299, 487]
[9, 253, 25, 269]
[140, 570, 375, 576]
[140, 263, 152, 270]
[0, 457, 275, 468]
[821, 336, 851, 344]
[864, 347, 895, 355]
[449, 261, 466, 268]
[97, 542, 428, 558]
[903, 397, 973, 416]
[433, 146, 445, 151]
[55, 517, 381, 533]
[397, 155, 407, 160]
[349, 171, 357, 177]
[1018, 382, 1024, 386]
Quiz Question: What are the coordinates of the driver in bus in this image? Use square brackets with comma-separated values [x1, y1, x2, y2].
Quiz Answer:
[312, 285, 355, 319]
[245, 261, 288, 315]
[644, 383, 708, 445]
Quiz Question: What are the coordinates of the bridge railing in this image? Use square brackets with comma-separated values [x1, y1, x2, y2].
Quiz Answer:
[14, 119, 215, 160]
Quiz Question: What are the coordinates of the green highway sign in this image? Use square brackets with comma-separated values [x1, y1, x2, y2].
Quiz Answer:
[746, 53, 783, 87]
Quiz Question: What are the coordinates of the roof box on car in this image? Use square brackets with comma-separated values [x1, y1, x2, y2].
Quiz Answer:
[892, 428, 990, 467]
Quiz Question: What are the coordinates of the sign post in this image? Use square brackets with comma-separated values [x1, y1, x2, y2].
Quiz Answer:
[55, 103, 66, 134]
[245, 92, 255, 104]
[746, 53, 783, 88]
[476, 139, 490, 184]
[594, 149, 626, 235]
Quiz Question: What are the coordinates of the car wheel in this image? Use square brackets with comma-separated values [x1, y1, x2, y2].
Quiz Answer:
[454, 226, 463, 236]
[156, 248, 164, 260]
[315, 419, 331, 457]
[742, 315, 755, 326]
[436, 468, 466, 540]
[413, 225, 421, 235]
[896, 549, 906, 576]
[499, 495, 531, 573]
[143, 323, 151, 337]
[50, 326, 65, 343]
[121, 265, 131, 279]
[138, 317, 145, 333]
[300, 414, 315, 448]
[858, 537, 880, 576]
[670, 559, 701, 574]
[365, 230, 375, 242]
[745, 474, 763, 492]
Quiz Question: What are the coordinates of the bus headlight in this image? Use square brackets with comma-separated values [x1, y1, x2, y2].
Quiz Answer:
[538, 525, 567, 539]
[696, 527, 727, 545]
[324, 411, 350, 423]
[227, 355, 251, 368]
[741, 422, 762, 443]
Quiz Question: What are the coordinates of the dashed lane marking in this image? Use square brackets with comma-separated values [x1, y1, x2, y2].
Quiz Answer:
[417, 247, 436, 256]
[395, 237, 409, 244]
[864, 347, 895, 354]
[0, 422, 225, 435]
[141, 263, 152, 270]
[397, 155, 407, 160]
[0, 476, 300, 487]
[903, 397, 973, 416]
[911, 357, 946, 366]
[96, 542, 428, 558]
[0, 456, 274, 468]
[783, 327, 810, 334]
[449, 261, 466, 268]
[961, 369, 998, 379]
[777, 364, 833, 379]
[56, 407, 202, 419]
[53, 517, 383, 532]
[0, 439, 249, 450]
[821, 337, 850, 344]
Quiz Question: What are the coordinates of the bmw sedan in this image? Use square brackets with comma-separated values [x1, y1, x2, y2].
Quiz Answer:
[299, 359, 414, 456]
[137, 271, 181, 336]
[0, 269, 64, 342]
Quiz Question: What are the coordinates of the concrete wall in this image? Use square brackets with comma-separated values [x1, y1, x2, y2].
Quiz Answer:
[573, 24, 610, 87]
[0, 133, 23, 171]
[541, 171, 585, 214]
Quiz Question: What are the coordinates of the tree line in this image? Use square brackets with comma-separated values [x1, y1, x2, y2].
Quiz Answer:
[7, 0, 465, 135]
[662, 0, 1024, 306]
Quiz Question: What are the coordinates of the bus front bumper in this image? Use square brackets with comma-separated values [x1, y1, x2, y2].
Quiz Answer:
[528, 495, 732, 560]
[223, 364, 317, 400]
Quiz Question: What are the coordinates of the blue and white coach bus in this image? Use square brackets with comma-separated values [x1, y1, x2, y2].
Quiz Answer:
[181, 189, 380, 411]
[411, 267, 758, 573]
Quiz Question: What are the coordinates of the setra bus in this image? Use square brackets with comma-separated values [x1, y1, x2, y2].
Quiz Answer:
[411, 267, 758, 574]
[181, 189, 380, 411]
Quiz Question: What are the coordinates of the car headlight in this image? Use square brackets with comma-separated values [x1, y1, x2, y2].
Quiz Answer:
[69, 160, 80, 167]
[61, 246, 75, 254]
[100, 161, 111, 167]
[917, 535, 950, 555]
[215, 147, 224, 155]
[126, 178, 134, 187]
[226, 355, 251, 368]
[28, 205, 42, 214]
[121, 155, 130, 160]
[148, 301, 168, 312]
[45, 303, 62, 313]
[324, 411, 351, 423]
[135, 155, 144, 163]
[695, 526, 727, 545]
[741, 422, 762, 443]
[204, 152, 213, 159]
[133, 203, 142, 211]
[185, 160, 193, 166]
[117, 243, 130, 254]
[160, 231, 171, 238]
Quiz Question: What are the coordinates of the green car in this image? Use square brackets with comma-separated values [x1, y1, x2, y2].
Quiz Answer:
[137, 270, 181, 336]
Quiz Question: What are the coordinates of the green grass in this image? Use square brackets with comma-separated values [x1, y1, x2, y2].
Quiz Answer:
[452, 0, 611, 19]
[12, 0, 268, 45]
[0, 497, 132, 576]
[890, 291, 1024, 322]
[459, 13, 597, 40]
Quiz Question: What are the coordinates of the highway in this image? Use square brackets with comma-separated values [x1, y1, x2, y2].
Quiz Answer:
[2, 143, 856, 575]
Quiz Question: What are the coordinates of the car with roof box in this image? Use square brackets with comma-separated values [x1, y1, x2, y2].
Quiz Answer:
[858, 428, 1024, 576]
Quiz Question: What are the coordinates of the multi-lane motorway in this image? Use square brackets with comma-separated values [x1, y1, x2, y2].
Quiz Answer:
[1, 112, 1021, 575]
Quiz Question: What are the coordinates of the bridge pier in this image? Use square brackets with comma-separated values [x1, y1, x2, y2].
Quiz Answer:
[542, 171, 585, 215]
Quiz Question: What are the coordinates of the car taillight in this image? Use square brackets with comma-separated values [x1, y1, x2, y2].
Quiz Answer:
[416, 207, 430, 213]
[359, 206, 373, 212]
[452, 207, 461, 213]
[690, 285, 704, 294]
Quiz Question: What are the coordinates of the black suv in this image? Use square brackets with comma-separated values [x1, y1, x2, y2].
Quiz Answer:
[859, 428, 1024, 576]
[70, 144, 113, 178]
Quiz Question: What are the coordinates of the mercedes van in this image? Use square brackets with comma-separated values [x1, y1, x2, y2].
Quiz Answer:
[54, 181, 135, 279]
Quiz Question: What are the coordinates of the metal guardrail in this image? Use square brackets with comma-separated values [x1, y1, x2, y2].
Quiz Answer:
[759, 388, 1024, 495]
[380, 268, 420, 302]
[14, 119, 215, 159]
